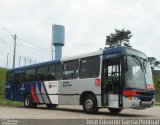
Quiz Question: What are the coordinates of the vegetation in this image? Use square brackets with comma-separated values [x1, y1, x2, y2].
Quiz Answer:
[152, 71, 160, 104]
[105, 29, 132, 48]
[0, 97, 23, 106]
[0, 67, 7, 94]
[0, 67, 22, 106]
[148, 57, 160, 70]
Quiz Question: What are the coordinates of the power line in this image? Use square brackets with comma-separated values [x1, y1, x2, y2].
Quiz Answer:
[0, 31, 52, 64]
[0, 31, 11, 36]
[0, 31, 52, 53]
[17, 40, 32, 57]
[0, 37, 13, 52]
[0, 49, 10, 54]
[18, 37, 51, 52]
[18, 41, 51, 54]
[17, 38, 52, 56]
[0, 35, 51, 58]
[16, 43, 30, 57]
[0, 37, 40, 64]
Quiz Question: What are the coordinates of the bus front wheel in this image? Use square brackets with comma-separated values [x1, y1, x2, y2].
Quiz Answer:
[83, 94, 98, 114]
[24, 94, 37, 108]
[108, 108, 122, 114]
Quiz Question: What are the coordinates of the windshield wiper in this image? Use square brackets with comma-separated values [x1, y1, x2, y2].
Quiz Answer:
[142, 59, 147, 73]
[131, 55, 144, 72]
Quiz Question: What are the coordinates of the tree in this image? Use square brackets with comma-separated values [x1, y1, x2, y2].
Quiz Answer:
[155, 61, 160, 67]
[148, 57, 160, 70]
[105, 29, 133, 48]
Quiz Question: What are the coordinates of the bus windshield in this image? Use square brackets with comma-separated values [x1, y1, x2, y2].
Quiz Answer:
[124, 48, 154, 90]
[125, 56, 146, 89]
[125, 56, 153, 89]
[145, 61, 153, 85]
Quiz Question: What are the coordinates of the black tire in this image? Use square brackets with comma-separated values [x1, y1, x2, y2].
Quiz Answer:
[46, 104, 58, 109]
[108, 108, 122, 114]
[24, 94, 37, 108]
[83, 94, 98, 114]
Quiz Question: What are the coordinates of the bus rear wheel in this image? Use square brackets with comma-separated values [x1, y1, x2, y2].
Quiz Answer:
[108, 108, 122, 114]
[46, 104, 58, 109]
[83, 94, 98, 114]
[24, 94, 37, 108]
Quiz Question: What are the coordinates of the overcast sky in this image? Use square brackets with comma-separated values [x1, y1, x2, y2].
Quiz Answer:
[0, 0, 160, 68]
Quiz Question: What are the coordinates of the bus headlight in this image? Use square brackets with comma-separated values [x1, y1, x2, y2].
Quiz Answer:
[128, 96, 132, 100]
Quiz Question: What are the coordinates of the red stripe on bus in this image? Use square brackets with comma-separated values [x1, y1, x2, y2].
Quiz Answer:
[123, 90, 139, 96]
[30, 84, 39, 103]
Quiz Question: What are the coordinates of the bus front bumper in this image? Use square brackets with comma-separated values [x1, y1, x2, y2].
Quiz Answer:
[123, 96, 155, 109]
[132, 100, 154, 109]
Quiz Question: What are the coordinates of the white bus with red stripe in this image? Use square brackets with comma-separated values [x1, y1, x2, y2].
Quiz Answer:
[5, 47, 156, 114]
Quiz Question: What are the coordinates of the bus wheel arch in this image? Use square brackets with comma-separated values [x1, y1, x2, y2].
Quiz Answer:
[24, 93, 37, 108]
[80, 91, 98, 114]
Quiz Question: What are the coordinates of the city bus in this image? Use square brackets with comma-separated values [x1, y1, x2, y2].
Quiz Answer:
[5, 47, 156, 114]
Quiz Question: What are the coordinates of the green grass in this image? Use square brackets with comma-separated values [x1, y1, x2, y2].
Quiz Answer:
[0, 67, 23, 107]
[152, 73, 160, 103]
[0, 67, 7, 95]
[0, 95, 23, 107]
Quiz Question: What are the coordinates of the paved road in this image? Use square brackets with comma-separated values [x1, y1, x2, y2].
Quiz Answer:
[0, 105, 159, 119]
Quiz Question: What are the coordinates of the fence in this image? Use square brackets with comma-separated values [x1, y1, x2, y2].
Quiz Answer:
[0, 52, 40, 69]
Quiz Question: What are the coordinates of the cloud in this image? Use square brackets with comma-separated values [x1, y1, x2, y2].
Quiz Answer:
[0, 0, 160, 68]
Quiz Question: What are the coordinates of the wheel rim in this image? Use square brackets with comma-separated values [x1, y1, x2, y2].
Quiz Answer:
[25, 97, 30, 106]
[85, 99, 93, 110]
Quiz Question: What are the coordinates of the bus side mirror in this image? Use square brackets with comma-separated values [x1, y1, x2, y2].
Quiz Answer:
[123, 56, 128, 71]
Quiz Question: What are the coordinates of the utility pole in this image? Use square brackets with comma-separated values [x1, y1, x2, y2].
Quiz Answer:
[51, 44, 54, 60]
[19, 56, 21, 67]
[13, 34, 17, 68]
[2, 28, 17, 68]
[6, 53, 9, 69]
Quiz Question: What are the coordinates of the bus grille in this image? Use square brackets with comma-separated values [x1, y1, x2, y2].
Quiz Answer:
[136, 91, 155, 102]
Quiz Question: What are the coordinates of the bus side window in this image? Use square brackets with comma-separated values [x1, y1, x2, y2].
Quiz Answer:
[24, 68, 36, 82]
[62, 60, 79, 80]
[7, 72, 14, 84]
[48, 63, 62, 81]
[79, 56, 100, 79]
[14, 72, 24, 84]
[37, 66, 48, 81]
[48, 64, 56, 80]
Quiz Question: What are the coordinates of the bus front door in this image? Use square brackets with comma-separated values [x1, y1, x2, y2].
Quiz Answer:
[102, 60, 122, 108]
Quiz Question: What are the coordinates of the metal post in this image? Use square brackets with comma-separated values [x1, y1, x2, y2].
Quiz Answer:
[24, 58, 26, 66]
[13, 34, 17, 68]
[6, 53, 9, 69]
[2, 28, 17, 69]
[19, 56, 21, 67]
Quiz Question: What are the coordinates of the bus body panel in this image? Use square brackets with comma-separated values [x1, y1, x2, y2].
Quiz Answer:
[58, 78, 101, 106]
[5, 47, 156, 111]
[17, 80, 102, 106]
